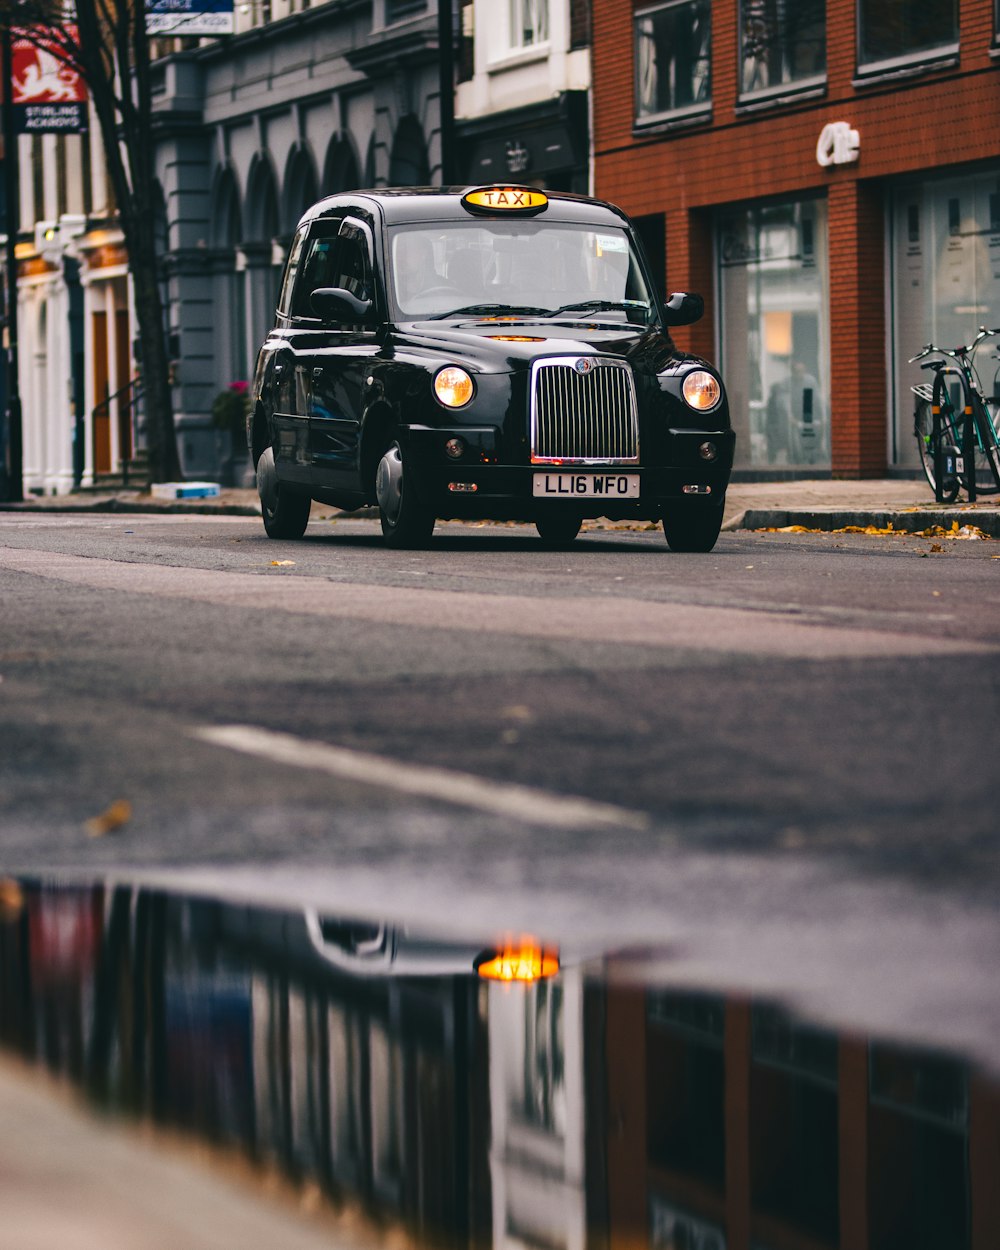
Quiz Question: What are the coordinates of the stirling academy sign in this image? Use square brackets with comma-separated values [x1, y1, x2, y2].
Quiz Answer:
[11, 29, 88, 133]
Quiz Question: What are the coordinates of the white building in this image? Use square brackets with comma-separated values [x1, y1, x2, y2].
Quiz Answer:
[454, 0, 592, 194]
[11, 0, 448, 493]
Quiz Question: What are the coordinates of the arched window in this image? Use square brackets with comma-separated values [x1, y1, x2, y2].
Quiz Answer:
[245, 152, 280, 246]
[282, 144, 319, 238]
[322, 135, 362, 196]
[389, 115, 429, 186]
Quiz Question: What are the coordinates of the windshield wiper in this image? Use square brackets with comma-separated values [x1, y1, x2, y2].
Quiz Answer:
[544, 299, 648, 318]
[427, 303, 553, 320]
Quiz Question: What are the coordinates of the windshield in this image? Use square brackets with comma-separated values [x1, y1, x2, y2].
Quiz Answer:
[388, 220, 656, 324]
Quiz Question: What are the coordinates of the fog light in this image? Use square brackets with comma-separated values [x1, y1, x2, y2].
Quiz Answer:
[699, 441, 718, 461]
[445, 437, 465, 459]
[448, 481, 477, 493]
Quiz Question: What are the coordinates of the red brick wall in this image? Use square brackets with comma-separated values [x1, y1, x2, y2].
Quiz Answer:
[592, 0, 1000, 474]
[829, 180, 887, 477]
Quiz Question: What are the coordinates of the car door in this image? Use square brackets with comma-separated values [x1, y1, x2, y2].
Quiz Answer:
[305, 216, 382, 495]
[270, 218, 343, 487]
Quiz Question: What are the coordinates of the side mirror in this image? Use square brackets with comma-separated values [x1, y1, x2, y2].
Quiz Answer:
[310, 286, 372, 323]
[662, 291, 704, 326]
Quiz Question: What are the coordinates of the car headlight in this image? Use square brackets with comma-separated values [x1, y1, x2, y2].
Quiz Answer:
[681, 370, 722, 411]
[434, 366, 474, 408]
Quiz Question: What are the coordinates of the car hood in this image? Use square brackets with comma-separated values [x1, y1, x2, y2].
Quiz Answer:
[391, 318, 693, 375]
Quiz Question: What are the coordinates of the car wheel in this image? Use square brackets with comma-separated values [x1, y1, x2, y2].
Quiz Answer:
[535, 515, 582, 548]
[661, 505, 724, 553]
[376, 441, 435, 549]
[257, 446, 311, 539]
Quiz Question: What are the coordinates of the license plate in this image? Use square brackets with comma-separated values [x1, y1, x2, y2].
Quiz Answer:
[532, 472, 640, 498]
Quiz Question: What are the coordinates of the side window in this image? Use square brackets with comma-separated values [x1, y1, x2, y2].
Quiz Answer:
[276, 228, 307, 319]
[332, 232, 370, 297]
[333, 224, 373, 302]
[290, 221, 343, 320]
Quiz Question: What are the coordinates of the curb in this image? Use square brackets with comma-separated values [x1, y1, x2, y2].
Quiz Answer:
[731, 508, 1000, 537]
[0, 499, 260, 517]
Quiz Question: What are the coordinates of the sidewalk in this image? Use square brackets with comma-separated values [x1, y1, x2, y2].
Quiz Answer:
[2, 479, 999, 536]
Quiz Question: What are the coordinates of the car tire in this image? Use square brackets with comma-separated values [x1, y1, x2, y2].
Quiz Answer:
[661, 504, 724, 553]
[535, 515, 582, 547]
[376, 440, 435, 549]
[257, 446, 311, 539]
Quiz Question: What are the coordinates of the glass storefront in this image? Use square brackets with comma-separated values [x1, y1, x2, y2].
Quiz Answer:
[718, 198, 830, 471]
[891, 168, 1000, 470]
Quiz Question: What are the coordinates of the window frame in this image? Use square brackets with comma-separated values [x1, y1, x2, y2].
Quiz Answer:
[633, 0, 713, 129]
[855, 0, 960, 79]
[738, 0, 826, 105]
[507, 0, 550, 52]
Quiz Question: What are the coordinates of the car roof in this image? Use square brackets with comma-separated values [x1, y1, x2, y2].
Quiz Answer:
[297, 186, 632, 230]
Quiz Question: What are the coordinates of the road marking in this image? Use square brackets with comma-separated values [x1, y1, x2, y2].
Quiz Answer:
[195, 723, 649, 831]
[0, 545, 993, 659]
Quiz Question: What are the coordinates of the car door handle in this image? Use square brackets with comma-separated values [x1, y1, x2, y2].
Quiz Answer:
[313, 367, 324, 378]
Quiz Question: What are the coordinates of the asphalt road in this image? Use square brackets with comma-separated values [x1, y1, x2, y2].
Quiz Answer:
[2, 511, 1000, 1067]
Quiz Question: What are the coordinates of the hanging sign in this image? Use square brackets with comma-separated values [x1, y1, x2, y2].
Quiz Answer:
[146, 0, 235, 36]
[11, 28, 88, 133]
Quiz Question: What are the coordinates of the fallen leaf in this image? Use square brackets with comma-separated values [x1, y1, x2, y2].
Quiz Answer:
[85, 799, 133, 838]
[0, 878, 24, 920]
[929, 543, 943, 553]
[270, 560, 296, 566]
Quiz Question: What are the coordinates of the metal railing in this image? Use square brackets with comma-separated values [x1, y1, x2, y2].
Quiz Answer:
[91, 377, 146, 486]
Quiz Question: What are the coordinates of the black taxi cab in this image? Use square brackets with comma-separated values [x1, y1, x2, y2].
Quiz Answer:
[250, 186, 734, 550]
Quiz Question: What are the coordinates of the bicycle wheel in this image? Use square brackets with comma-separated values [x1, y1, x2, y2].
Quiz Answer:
[914, 397, 960, 502]
[971, 400, 1000, 493]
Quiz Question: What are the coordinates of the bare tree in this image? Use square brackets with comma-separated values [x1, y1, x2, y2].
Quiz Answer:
[1, 0, 180, 482]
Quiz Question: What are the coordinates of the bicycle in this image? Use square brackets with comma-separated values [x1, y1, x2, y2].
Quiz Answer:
[910, 327, 1000, 502]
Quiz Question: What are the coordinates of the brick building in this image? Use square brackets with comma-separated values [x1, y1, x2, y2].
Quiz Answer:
[591, 0, 1000, 478]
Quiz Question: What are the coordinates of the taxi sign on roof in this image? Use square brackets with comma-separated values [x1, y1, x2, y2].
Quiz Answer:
[461, 187, 549, 215]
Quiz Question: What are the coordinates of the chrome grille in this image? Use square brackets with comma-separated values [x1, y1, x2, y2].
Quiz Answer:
[530, 357, 639, 464]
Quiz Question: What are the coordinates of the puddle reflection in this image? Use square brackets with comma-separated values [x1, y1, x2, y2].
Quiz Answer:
[0, 880, 996, 1250]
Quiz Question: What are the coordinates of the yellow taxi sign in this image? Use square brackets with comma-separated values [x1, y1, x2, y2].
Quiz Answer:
[461, 186, 549, 215]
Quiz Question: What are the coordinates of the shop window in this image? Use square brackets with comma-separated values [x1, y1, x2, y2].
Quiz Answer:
[718, 198, 830, 471]
[858, 0, 958, 72]
[635, 0, 712, 125]
[740, 0, 825, 98]
[509, 0, 548, 50]
[890, 172, 1000, 471]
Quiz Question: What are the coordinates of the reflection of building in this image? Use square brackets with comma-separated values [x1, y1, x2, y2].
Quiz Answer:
[605, 985, 1000, 1250]
[489, 971, 587, 1250]
[455, 1, 591, 195]
[593, 1, 1000, 478]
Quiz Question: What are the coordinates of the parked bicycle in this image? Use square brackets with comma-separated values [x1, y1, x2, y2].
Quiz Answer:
[910, 327, 1000, 502]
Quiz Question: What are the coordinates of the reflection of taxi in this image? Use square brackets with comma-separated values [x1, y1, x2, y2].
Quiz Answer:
[251, 186, 734, 550]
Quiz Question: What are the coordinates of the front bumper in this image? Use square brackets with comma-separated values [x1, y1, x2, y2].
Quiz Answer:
[403, 425, 735, 521]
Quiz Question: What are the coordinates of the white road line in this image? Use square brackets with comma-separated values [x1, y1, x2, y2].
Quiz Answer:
[195, 723, 649, 831]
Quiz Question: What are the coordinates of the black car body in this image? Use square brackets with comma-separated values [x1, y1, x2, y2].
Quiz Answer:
[250, 186, 735, 550]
